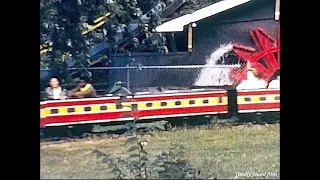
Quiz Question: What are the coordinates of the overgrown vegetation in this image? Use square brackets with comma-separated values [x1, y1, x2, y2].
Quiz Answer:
[92, 119, 216, 179]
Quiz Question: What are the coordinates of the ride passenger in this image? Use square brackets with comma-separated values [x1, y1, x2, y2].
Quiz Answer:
[236, 68, 267, 90]
[68, 77, 96, 98]
[268, 75, 280, 89]
[45, 77, 68, 100]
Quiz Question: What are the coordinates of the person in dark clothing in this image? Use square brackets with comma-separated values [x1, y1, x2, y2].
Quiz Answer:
[68, 77, 96, 98]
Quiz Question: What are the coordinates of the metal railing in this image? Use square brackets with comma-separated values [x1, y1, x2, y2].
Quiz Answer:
[40, 64, 244, 95]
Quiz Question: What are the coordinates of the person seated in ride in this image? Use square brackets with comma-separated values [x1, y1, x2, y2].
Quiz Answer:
[255, 69, 268, 88]
[108, 81, 132, 96]
[68, 77, 97, 98]
[236, 68, 267, 90]
[268, 75, 280, 89]
[45, 77, 68, 100]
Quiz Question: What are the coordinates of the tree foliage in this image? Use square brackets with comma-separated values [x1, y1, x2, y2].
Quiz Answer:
[177, 0, 223, 15]
[40, 0, 222, 83]
[40, 0, 173, 72]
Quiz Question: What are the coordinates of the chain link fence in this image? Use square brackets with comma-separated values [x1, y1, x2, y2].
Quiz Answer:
[40, 64, 244, 96]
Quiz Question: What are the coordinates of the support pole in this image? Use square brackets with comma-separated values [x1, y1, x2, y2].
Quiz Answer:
[188, 23, 193, 52]
[275, 0, 280, 20]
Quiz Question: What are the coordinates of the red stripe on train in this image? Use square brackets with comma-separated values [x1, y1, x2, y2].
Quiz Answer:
[40, 119, 46, 127]
[43, 111, 131, 126]
[238, 102, 280, 111]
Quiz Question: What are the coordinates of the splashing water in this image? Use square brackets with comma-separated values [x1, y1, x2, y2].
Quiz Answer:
[194, 43, 234, 86]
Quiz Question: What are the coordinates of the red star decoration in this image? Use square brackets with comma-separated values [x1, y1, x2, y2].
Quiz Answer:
[229, 27, 280, 82]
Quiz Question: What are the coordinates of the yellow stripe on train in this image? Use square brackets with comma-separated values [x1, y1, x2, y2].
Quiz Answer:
[40, 109, 49, 118]
[42, 96, 228, 116]
[137, 97, 227, 109]
[237, 94, 280, 104]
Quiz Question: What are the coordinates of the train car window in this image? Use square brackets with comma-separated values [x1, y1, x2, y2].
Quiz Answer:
[84, 107, 91, 111]
[67, 108, 75, 113]
[244, 97, 251, 102]
[275, 96, 280, 100]
[203, 99, 209, 104]
[146, 103, 153, 107]
[161, 102, 167, 106]
[132, 104, 138, 111]
[218, 96, 223, 103]
[50, 109, 59, 114]
[189, 100, 195, 105]
[259, 97, 267, 101]
[116, 104, 123, 109]
[100, 106, 108, 111]
[175, 101, 181, 105]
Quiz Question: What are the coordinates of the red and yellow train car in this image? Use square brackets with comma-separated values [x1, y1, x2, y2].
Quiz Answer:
[237, 89, 280, 113]
[40, 88, 279, 128]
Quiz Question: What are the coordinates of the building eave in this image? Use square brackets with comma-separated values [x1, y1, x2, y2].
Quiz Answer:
[156, 0, 251, 32]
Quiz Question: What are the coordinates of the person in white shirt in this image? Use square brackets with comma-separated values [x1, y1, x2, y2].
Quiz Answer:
[236, 68, 267, 90]
[268, 75, 280, 89]
[45, 77, 68, 100]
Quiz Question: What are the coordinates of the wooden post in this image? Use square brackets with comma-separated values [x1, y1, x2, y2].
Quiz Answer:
[188, 23, 193, 52]
[275, 0, 280, 20]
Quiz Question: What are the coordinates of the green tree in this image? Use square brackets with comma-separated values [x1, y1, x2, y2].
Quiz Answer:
[40, 0, 180, 83]
[41, 0, 92, 82]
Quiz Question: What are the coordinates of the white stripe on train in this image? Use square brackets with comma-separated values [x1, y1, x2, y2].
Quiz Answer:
[238, 108, 280, 113]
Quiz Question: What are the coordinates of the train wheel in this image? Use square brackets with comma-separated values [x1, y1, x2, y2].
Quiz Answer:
[167, 117, 185, 128]
[70, 124, 94, 137]
[45, 126, 71, 138]
[163, 121, 172, 131]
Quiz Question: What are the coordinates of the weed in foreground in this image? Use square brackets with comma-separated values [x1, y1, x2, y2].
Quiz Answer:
[93, 121, 216, 179]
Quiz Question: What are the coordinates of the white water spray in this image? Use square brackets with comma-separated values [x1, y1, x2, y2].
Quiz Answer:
[194, 43, 234, 86]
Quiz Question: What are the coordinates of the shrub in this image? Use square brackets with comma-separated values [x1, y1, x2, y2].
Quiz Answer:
[93, 120, 216, 179]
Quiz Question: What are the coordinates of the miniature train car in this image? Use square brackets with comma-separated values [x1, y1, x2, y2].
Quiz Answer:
[40, 88, 280, 128]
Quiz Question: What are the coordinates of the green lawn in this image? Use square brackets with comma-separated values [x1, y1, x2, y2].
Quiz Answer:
[40, 123, 280, 179]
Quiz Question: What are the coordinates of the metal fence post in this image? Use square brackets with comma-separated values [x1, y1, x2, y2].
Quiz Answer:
[126, 53, 131, 91]
[126, 63, 130, 91]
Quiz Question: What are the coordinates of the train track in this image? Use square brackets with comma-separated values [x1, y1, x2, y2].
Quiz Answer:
[40, 117, 280, 145]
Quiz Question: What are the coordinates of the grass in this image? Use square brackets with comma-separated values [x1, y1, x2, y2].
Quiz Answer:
[40, 123, 280, 179]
